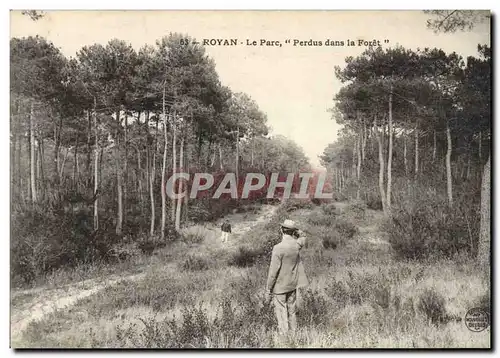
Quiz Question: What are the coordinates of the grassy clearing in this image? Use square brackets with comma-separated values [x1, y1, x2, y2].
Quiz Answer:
[14, 200, 490, 348]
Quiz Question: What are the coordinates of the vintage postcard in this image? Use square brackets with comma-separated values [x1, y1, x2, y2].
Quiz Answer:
[9, 10, 491, 349]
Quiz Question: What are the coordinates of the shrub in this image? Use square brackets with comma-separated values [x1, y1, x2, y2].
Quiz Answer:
[345, 201, 367, 220]
[182, 231, 205, 245]
[321, 202, 339, 216]
[322, 236, 338, 250]
[228, 246, 261, 267]
[335, 218, 358, 240]
[297, 289, 331, 328]
[417, 288, 447, 325]
[476, 292, 490, 315]
[136, 236, 167, 255]
[325, 280, 349, 310]
[110, 293, 276, 348]
[387, 202, 475, 260]
[282, 199, 314, 213]
[307, 213, 334, 227]
[366, 195, 383, 211]
[11, 204, 119, 285]
[181, 254, 210, 271]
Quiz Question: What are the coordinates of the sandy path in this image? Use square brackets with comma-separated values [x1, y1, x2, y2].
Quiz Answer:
[10, 204, 278, 347]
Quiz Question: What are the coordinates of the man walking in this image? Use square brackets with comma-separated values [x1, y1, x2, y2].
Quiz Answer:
[266, 219, 309, 335]
[221, 219, 232, 243]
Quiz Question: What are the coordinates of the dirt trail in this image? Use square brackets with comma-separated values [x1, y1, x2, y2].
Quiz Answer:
[10, 204, 278, 347]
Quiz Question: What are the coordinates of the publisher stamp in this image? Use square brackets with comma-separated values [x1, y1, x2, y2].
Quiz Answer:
[465, 308, 490, 332]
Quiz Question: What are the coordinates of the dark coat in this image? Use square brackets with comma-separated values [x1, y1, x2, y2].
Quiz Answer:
[221, 222, 232, 233]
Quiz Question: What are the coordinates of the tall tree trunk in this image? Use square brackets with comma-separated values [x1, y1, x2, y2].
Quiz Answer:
[115, 110, 123, 236]
[175, 136, 184, 231]
[123, 112, 128, 213]
[386, 87, 393, 211]
[86, 110, 92, 184]
[150, 117, 158, 236]
[466, 145, 471, 180]
[93, 97, 99, 231]
[446, 122, 453, 208]
[136, 146, 144, 215]
[478, 130, 482, 161]
[352, 134, 357, 179]
[219, 144, 223, 170]
[361, 121, 367, 163]
[37, 137, 45, 198]
[356, 130, 361, 200]
[29, 101, 37, 204]
[53, 116, 63, 184]
[432, 130, 437, 163]
[171, 112, 177, 222]
[183, 132, 190, 223]
[11, 99, 18, 196]
[478, 154, 490, 267]
[161, 85, 168, 240]
[414, 120, 419, 179]
[340, 160, 344, 192]
[374, 116, 387, 214]
[12, 106, 21, 198]
[59, 147, 70, 181]
[210, 145, 216, 168]
[403, 133, 408, 176]
[73, 137, 79, 186]
[251, 137, 255, 167]
[236, 126, 240, 184]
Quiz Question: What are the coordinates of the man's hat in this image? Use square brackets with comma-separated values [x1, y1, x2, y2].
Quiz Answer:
[281, 219, 298, 230]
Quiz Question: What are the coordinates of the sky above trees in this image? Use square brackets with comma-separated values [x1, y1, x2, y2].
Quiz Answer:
[10, 10, 490, 167]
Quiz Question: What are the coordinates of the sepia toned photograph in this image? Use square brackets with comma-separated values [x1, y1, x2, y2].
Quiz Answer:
[9, 10, 491, 349]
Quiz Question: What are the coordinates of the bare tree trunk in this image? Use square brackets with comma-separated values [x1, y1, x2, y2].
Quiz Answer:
[149, 117, 158, 236]
[236, 126, 240, 184]
[446, 122, 453, 208]
[115, 110, 123, 236]
[386, 87, 393, 211]
[93, 97, 99, 230]
[73, 137, 79, 185]
[53, 116, 63, 184]
[161, 85, 168, 240]
[352, 133, 357, 178]
[123, 112, 128, 212]
[29, 101, 37, 204]
[171, 112, 177, 222]
[251, 137, 255, 166]
[361, 121, 367, 163]
[340, 160, 344, 192]
[219, 144, 223, 170]
[175, 136, 184, 231]
[10, 99, 17, 195]
[37, 137, 45, 198]
[374, 116, 387, 214]
[11, 101, 20, 198]
[478, 154, 490, 267]
[356, 129, 361, 200]
[466, 144, 471, 180]
[59, 147, 70, 181]
[86, 110, 92, 183]
[136, 146, 144, 215]
[432, 130, 437, 163]
[183, 133, 190, 223]
[478, 130, 482, 161]
[414, 121, 419, 179]
[403, 133, 408, 176]
[210, 148, 216, 168]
